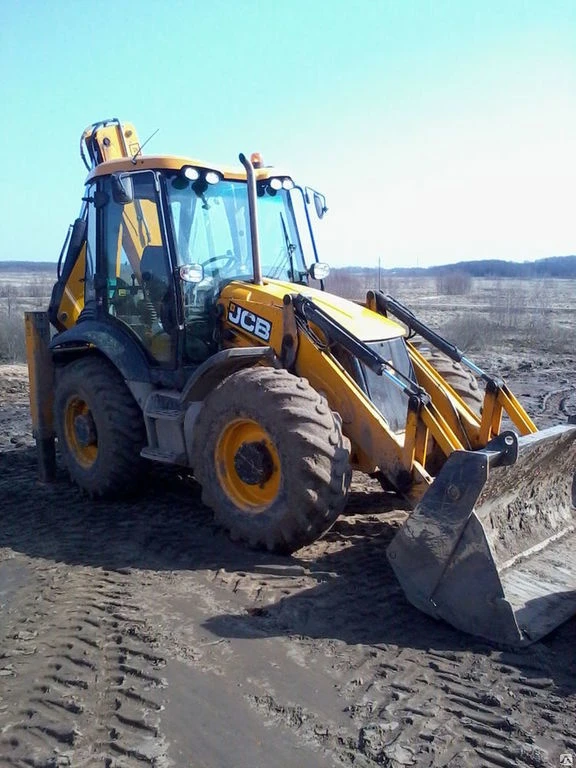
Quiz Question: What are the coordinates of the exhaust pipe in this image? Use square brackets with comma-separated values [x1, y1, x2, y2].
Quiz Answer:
[239, 152, 263, 286]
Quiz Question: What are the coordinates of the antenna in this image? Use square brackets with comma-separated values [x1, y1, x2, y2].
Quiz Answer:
[131, 128, 160, 164]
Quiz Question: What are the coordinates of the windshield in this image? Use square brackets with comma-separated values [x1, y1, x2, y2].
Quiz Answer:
[256, 186, 310, 284]
[166, 175, 251, 278]
[165, 172, 313, 285]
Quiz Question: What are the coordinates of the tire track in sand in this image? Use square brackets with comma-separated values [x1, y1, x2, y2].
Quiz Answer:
[0, 451, 170, 767]
[0, 560, 169, 767]
[2, 448, 576, 767]
[224, 497, 576, 768]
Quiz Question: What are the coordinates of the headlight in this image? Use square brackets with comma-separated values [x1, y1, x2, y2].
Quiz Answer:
[309, 262, 331, 280]
[268, 177, 294, 191]
[205, 171, 220, 185]
[183, 166, 200, 181]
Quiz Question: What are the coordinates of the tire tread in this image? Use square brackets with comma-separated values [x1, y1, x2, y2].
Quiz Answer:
[54, 356, 146, 498]
[192, 367, 351, 554]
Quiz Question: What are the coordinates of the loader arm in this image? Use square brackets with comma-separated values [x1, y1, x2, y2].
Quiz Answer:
[371, 291, 539, 443]
[289, 294, 470, 496]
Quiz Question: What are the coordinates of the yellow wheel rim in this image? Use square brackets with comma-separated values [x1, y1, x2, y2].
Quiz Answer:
[215, 418, 281, 511]
[64, 396, 98, 469]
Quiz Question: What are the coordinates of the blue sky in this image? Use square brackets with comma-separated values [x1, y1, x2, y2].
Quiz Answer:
[1, 0, 575, 268]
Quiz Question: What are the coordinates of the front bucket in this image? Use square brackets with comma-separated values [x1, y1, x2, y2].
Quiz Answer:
[387, 424, 576, 645]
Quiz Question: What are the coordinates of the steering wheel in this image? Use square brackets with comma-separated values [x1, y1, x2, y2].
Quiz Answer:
[200, 253, 237, 273]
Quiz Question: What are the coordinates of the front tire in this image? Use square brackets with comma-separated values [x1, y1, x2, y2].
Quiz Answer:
[191, 367, 351, 554]
[54, 356, 146, 497]
[420, 347, 483, 415]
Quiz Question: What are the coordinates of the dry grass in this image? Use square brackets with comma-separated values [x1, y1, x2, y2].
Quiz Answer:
[0, 273, 53, 362]
[322, 273, 574, 359]
[399, 277, 574, 357]
[0, 271, 573, 363]
[435, 271, 472, 296]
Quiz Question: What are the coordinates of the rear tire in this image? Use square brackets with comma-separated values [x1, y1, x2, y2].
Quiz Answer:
[191, 367, 351, 554]
[54, 356, 146, 497]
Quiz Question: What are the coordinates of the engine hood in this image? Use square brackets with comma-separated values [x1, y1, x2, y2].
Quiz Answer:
[220, 279, 405, 341]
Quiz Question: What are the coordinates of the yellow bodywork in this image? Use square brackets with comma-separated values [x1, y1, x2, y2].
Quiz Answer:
[221, 279, 403, 342]
[81, 121, 141, 164]
[219, 279, 414, 478]
[57, 242, 86, 327]
[118, 198, 163, 275]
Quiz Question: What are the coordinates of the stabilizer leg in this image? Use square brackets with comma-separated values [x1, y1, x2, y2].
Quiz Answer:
[24, 311, 56, 482]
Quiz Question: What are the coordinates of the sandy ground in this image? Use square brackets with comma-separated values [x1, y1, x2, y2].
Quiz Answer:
[1, 357, 576, 767]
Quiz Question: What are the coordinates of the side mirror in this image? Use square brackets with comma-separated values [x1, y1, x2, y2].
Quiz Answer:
[111, 173, 134, 204]
[308, 262, 330, 281]
[304, 187, 328, 218]
[179, 263, 205, 284]
[313, 191, 328, 219]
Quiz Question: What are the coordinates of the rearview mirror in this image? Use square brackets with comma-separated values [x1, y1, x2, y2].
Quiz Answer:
[111, 173, 134, 204]
[304, 187, 328, 219]
[313, 191, 328, 219]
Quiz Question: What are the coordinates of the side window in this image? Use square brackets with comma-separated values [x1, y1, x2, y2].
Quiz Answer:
[101, 172, 175, 364]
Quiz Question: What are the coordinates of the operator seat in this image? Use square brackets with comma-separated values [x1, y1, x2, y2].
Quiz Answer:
[139, 245, 175, 335]
[140, 246, 169, 300]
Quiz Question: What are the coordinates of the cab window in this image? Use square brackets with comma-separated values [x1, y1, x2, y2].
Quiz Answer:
[101, 171, 175, 364]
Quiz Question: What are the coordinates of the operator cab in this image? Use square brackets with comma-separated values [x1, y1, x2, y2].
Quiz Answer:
[52, 154, 329, 370]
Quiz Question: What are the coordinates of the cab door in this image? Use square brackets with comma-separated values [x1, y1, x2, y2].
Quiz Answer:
[99, 171, 177, 364]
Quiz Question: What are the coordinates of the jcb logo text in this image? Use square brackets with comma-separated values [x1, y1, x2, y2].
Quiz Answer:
[228, 302, 272, 342]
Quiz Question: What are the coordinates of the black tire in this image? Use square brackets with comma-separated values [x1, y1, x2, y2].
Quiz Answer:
[420, 347, 483, 415]
[54, 356, 146, 497]
[191, 367, 351, 554]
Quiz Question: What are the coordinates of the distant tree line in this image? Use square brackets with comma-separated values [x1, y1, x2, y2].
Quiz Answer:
[0, 261, 57, 274]
[330, 254, 576, 281]
[1, 253, 575, 280]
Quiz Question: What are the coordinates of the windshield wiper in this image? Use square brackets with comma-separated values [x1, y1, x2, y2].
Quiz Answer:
[279, 211, 297, 283]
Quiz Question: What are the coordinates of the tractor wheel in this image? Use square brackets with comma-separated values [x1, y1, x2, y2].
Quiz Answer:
[54, 356, 146, 497]
[191, 367, 351, 554]
[420, 347, 483, 415]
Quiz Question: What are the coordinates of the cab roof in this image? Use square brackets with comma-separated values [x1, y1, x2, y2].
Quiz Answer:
[86, 155, 293, 184]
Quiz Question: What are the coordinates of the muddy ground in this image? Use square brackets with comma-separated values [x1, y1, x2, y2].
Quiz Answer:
[1, 355, 576, 768]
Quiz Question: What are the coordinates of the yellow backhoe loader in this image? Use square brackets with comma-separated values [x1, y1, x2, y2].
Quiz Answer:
[26, 118, 576, 646]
